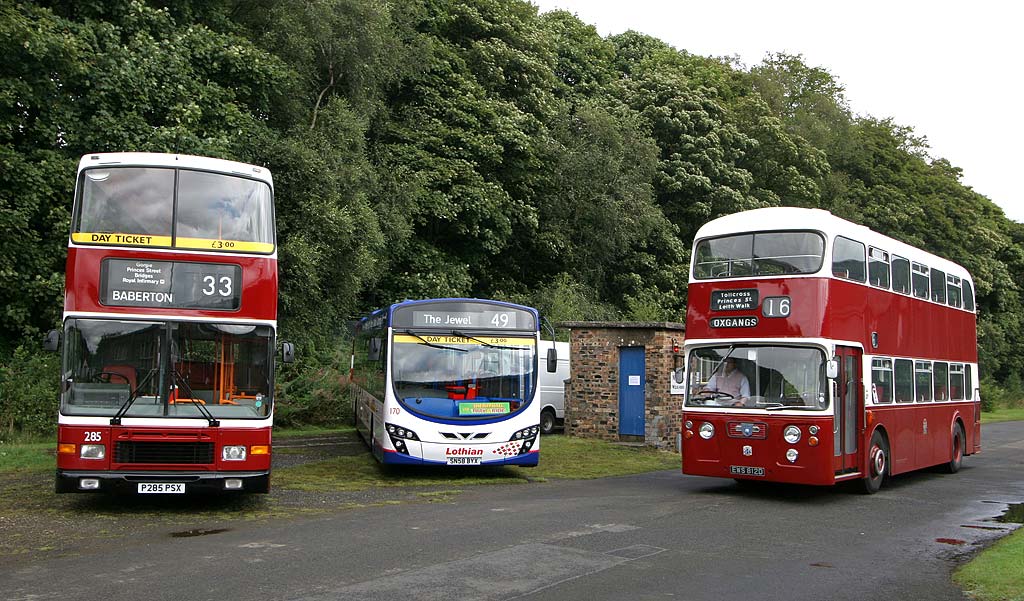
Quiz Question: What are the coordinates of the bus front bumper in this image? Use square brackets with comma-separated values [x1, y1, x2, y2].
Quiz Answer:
[55, 469, 270, 494]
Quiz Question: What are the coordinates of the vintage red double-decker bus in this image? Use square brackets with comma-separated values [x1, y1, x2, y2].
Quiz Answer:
[680, 207, 979, 493]
[47, 153, 292, 494]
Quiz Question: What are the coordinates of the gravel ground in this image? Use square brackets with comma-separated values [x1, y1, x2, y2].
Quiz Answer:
[0, 431, 435, 567]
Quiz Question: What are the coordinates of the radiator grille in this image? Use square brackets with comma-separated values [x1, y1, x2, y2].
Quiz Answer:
[726, 422, 768, 440]
[114, 441, 214, 464]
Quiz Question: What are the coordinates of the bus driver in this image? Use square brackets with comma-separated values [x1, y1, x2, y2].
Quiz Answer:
[701, 357, 749, 407]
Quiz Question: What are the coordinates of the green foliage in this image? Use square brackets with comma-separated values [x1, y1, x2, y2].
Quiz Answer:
[0, 347, 59, 436]
[275, 337, 352, 428]
[1, 0, 1023, 434]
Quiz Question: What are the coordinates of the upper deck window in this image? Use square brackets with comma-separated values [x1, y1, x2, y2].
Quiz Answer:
[868, 247, 890, 289]
[911, 263, 930, 299]
[73, 166, 274, 253]
[892, 256, 911, 294]
[831, 236, 866, 282]
[930, 268, 947, 304]
[963, 280, 975, 312]
[175, 170, 274, 252]
[693, 231, 824, 280]
[946, 275, 963, 308]
[77, 168, 175, 241]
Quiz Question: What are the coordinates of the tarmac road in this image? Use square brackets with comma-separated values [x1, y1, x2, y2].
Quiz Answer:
[2, 422, 1022, 601]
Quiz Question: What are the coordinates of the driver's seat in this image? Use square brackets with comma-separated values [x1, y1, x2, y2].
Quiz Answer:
[101, 364, 137, 390]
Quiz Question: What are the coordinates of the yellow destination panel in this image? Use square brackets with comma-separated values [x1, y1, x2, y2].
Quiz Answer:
[392, 334, 536, 346]
[73, 232, 172, 247]
[175, 237, 275, 253]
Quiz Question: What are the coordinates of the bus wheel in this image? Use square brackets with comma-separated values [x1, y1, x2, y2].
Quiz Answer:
[540, 409, 556, 435]
[945, 423, 965, 474]
[862, 432, 888, 494]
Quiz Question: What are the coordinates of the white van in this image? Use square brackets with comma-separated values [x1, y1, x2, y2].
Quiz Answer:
[539, 340, 570, 435]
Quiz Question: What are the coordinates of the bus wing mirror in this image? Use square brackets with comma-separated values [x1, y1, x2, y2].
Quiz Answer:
[826, 360, 839, 379]
[546, 346, 558, 373]
[43, 329, 60, 352]
[282, 342, 296, 364]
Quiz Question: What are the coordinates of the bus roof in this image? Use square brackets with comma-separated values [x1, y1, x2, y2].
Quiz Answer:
[693, 207, 972, 281]
[77, 153, 273, 187]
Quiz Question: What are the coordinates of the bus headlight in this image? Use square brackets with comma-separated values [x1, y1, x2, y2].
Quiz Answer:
[386, 425, 420, 455]
[783, 425, 802, 444]
[80, 444, 105, 460]
[222, 446, 247, 461]
[786, 448, 799, 463]
[699, 422, 715, 440]
[387, 424, 419, 441]
[510, 425, 540, 455]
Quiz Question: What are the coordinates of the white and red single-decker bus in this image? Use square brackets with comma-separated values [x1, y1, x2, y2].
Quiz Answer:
[681, 207, 979, 493]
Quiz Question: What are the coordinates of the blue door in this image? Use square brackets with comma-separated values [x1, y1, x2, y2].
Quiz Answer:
[618, 347, 646, 436]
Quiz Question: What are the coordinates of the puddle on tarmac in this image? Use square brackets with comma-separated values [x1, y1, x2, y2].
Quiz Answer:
[171, 528, 231, 538]
[996, 503, 1024, 524]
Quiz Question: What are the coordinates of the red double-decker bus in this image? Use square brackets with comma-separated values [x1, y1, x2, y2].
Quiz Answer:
[680, 207, 979, 493]
[47, 153, 292, 494]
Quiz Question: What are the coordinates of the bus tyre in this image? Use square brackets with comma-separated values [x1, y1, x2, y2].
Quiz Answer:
[540, 409, 556, 436]
[945, 423, 965, 474]
[862, 431, 888, 494]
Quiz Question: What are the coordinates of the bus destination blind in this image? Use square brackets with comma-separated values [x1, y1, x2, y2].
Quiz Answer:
[412, 309, 520, 329]
[100, 259, 241, 310]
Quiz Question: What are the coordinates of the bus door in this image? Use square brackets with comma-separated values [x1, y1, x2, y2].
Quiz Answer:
[833, 347, 862, 474]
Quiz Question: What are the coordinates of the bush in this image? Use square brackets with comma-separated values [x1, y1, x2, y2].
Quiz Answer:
[274, 336, 352, 428]
[980, 376, 1024, 412]
[0, 345, 60, 436]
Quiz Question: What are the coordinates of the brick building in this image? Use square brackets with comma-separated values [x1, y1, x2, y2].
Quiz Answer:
[558, 322, 686, 449]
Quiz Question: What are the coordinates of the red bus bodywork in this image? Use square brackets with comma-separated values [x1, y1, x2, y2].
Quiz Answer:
[681, 208, 979, 491]
[55, 153, 278, 494]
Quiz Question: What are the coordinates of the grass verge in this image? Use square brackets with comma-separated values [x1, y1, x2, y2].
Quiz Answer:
[274, 425, 354, 438]
[275, 435, 680, 492]
[954, 527, 1024, 601]
[981, 407, 1024, 424]
[0, 439, 55, 474]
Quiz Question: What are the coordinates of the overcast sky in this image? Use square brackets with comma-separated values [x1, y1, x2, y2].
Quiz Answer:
[530, 0, 1024, 223]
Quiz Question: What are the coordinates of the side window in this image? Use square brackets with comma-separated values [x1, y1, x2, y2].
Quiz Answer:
[930, 268, 947, 304]
[963, 280, 975, 312]
[946, 275, 962, 308]
[965, 364, 973, 400]
[352, 330, 387, 399]
[933, 362, 949, 401]
[915, 361, 932, 402]
[894, 359, 914, 403]
[949, 364, 965, 400]
[911, 263, 930, 300]
[871, 358, 893, 404]
[892, 256, 911, 294]
[832, 236, 866, 282]
[868, 247, 890, 289]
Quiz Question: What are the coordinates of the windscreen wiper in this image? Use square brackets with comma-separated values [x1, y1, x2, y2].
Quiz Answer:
[451, 330, 528, 351]
[110, 368, 156, 425]
[402, 329, 467, 352]
[172, 368, 219, 427]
